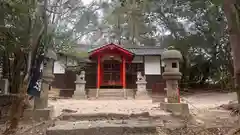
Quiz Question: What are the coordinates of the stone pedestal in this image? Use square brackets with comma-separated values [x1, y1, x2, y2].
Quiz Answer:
[34, 73, 54, 109]
[165, 80, 179, 103]
[73, 80, 86, 99]
[135, 81, 149, 99]
[160, 102, 189, 117]
[23, 106, 54, 121]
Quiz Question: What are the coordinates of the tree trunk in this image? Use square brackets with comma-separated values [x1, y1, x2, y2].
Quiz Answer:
[224, 0, 240, 103]
[4, 50, 26, 134]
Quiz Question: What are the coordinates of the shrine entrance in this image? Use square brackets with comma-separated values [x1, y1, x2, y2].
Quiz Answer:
[89, 43, 134, 89]
[102, 60, 121, 88]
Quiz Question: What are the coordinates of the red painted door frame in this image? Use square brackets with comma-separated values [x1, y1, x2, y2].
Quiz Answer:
[97, 55, 127, 88]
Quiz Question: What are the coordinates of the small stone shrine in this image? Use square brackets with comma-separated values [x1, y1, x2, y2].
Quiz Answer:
[135, 72, 149, 99]
[160, 50, 189, 117]
[73, 71, 87, 99]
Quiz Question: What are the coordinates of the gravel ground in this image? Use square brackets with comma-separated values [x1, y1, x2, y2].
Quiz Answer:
[49, 92, 237, 118]
[0, 92, 237, 135]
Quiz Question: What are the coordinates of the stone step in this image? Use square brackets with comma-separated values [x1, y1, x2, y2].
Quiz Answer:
[99, 92, 124, 94]
[98, 95, 124, 97]
[47, 120, 159, 135]
[96, 97, 126, 100]
[60, 112, 172, 121]
[98, 89, 125, 99]
[98, 91, 124, 94]
[87, 89, 135, 99]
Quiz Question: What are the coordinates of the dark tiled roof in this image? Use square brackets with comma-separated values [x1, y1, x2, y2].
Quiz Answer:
[126, 47, 164, 55]
[59, 44, 164, 58]
[89, 44, 164, 56]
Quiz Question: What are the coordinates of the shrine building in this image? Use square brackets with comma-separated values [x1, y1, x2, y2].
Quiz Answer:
[52, 43, 165, 97]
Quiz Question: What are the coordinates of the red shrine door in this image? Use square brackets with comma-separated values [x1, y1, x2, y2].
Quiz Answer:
[102, 60, 121, 86]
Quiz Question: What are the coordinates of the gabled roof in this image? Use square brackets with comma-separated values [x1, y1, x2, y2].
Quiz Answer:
[88, 43, 133, 55]
[88, 43, 134, 61]
[89, 44, 164, 56]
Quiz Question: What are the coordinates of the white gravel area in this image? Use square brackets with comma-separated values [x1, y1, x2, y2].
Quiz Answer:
[49, 92, 237, 117]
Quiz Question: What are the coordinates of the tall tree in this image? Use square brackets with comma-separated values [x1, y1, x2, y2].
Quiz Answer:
[223, 0, 240, 102]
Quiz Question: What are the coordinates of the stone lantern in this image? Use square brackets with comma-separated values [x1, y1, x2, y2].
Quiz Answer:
[160, 50, 189, 117]
[27, 48, 57, 121]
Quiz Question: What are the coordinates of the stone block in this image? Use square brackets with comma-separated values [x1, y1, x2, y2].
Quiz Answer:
[136, 81, 149, 99]
[23, 106, 54, 121]
[160, 103, 189, 117]
[135, 90, 151, 100]
[73, 81, 86, 99]
[136, 81, 147, 92]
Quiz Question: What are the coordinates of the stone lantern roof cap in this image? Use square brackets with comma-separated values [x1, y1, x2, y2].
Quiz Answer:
[161, 50, 182, 60]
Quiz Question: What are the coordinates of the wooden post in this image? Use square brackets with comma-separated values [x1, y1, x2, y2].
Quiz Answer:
[97, 55, 101, 89]
[120, 57, 123, 86]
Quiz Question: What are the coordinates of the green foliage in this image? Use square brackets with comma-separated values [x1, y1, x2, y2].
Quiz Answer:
[147, 0, 233, 89]
[210, 0, 224, 6]
[101, 0, 156, 45]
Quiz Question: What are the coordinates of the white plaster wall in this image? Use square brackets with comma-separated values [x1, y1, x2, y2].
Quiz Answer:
[144, 56, 161, 75]
[53, 61, 65, 74]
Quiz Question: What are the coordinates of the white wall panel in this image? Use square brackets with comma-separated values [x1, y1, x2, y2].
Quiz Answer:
[53, 61, 65, 74]
[144, 56, 161, 75]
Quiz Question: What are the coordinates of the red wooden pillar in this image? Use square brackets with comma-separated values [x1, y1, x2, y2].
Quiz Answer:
[120, 58, 123, 85]
[122, 57, 126, 88]
[97, 55, 101, 89]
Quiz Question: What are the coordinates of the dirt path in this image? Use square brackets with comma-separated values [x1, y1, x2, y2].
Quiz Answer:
[49, 92, 237, 118]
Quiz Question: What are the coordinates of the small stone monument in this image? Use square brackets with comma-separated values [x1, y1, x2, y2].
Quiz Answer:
[73, 71, 87, 99]
[160, 50, 189, 117]
[135, 72, 149, 99]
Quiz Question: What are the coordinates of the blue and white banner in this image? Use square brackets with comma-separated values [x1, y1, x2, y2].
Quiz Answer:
[27, 56, 44, 97]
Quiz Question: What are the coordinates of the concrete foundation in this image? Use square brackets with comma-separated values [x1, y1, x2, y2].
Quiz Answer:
[160, 102, 189, 117]
[23, 105, 54, 121]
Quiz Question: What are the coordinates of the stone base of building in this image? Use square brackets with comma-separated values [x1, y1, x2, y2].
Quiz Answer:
[160, 102, 189, 117]
[23, 105, 54, 121]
